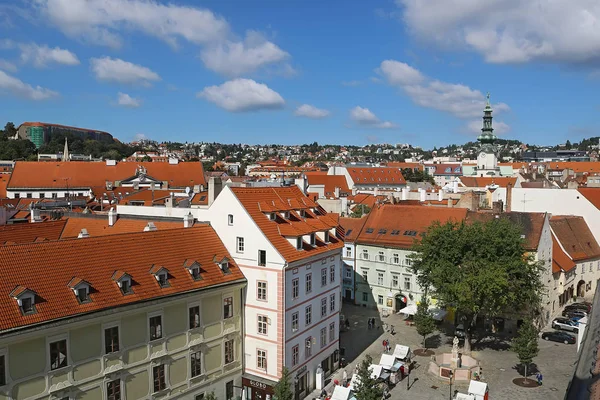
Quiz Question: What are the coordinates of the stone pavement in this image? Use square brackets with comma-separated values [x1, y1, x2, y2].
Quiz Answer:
[307, 304, 578, 400]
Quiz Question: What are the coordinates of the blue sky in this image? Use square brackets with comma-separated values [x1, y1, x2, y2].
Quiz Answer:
[0, 0, 598, 148]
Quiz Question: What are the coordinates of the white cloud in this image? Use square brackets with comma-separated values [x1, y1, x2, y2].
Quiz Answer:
[0, 69, 57, 100]
[349, 106, 397, 129]
[200, 30, 291, 77]
[397, 0, 600, 66]
[35, 0, 229, 48]
[198, 78, 285, 112]
[116, 92, 141, 108]
[378, 59, 510, 118]
[466, 119, 510, 135]
[294, 104, 330, 119]
[19, 43, 79, 67]
[0, 59, 17, 72]
[90, 57, 160, 86]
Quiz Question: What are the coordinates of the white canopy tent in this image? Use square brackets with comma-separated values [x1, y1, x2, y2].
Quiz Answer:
[400, 303, 417, 315]
[468, 380, 488, 400]
[379, 354, 403, 372]
[369, 364, 390, 381]
[455, 394, 476, 400]
[331, 386, 356, 400]
[392, 344, 412, 361]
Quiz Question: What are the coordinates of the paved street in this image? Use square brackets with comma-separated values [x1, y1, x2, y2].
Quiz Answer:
[309, 304, 578, 400]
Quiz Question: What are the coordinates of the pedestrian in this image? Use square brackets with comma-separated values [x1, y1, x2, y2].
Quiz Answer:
[343, 369, 348, 386]
[536, 372, 543, 386]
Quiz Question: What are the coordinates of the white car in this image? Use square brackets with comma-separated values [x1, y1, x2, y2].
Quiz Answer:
[552, 317, 579, 333]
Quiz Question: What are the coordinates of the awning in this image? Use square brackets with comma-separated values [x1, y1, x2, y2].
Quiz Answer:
[379, 354, 397, 369]
[400, 303, 417, 315]
[468, 380, 488, 396]
[349, 374, 360, 391]
[456, 394, 476, 400]
[331, 386, 356, 400]
[369, 364, 390, 380]
[393, 344, 411, 360]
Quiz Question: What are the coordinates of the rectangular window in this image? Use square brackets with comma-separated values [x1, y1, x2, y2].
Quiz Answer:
[297, 237, 303, 250]
[377, 272, 384, 285]
[191, 351, 202, 377]
[306, 273, 312, 293]
[330, 265, 335, 282]
[393, 254, 399, 264]
[321, 268, 327, 286]
[257, 281, 267, 301]
[226, 381, 234, 400]
[378, 251, 385, 262]
[224, 339, 234, 364]
[392, 275, 399, 288]
[292, 278, 299, 299]
[149, 316, 162, 340]
[378, 295, 384, 305]
[258, 315, 268, 335]
[26, 193, 32, 199]
[50, 339, 68, 370]
[345, 247, 352, 257]
[107, 379, 121, 400]
[104, 326, 119, 354]
[236, 237, 244, 253]
[345, 268, 352, 279]
[0, 355, 4, 386]
[228, 214, 233, 225]
[153, 365, 166, 393]
[20, 296, 33, 314]
[257, 349, 267, 370]
[258, 250, 267, 266]
[405, 258, 412, 266]
[292, 345, 299, 366]
[321, 297, 327, 317]
[362, 292, 368, 302]
[189, 306, 201, 329]
[320, 327, 327, 348]
[39, 193, 45, 199]
[292, 312, 299, 332]
[362, 249, 369, 260]
[404, 276, 411, 291]
[305, 305, 312, 325]
[223, 297, 233, 319]
[330, 293, 336, 312]
[329, 322, 335, 342]
[305, 337, 312, 358]
[52, 193, 57, 199]
[14, 193, 19, 199]
[362, 269, 368, 282]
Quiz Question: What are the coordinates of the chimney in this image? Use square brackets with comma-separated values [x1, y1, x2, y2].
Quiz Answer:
[419, 188, 426, 202]
[374, 187, 379, 196]
[506, 182, 513, 212]
[452, 179, 459, 194]
[183, 212, 194, 228]
[144, 222, 157, 232]
[208, 177, 223, 207]
[30, 207, 42, 223]
[438, 189, 443, 202]
[334, 187, 340, 198]
[447, 197, 453, 208]
[78, 228, 90, 238]
[401, 187, 408, 201]
[108, 207, 117, 226]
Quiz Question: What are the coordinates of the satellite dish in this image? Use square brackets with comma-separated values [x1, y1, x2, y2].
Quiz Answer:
[185, 186, 191, 194]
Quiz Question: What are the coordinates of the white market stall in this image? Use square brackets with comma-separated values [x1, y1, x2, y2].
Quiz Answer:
[369, 364, 391, 382]
[331, 385, 356, 400]
[392, 344, 412, 362]
[400, 303, 417, 316]
[378, 353, 404, 384]
[467, 380, 489, 400]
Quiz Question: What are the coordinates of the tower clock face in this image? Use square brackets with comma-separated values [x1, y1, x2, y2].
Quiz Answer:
[479, 152, 486, 159]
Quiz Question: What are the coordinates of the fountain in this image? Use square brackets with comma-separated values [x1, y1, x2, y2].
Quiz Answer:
[428, 336, 481, 382]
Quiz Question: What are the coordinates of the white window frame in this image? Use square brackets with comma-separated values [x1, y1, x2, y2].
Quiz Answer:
[292, 345, 299, 366]
[47, 333, 70, 372]
[392, 274, 399, 288]
[321, 268, 327, 287]
[306, 273, 312, 294]
[345, 268, 352, 279]
[378, 295, 384, 305]
[257, 315, 268, 335]
[320, 327, 327, 348]
[404, 276, 411, 291]
[223, 294, 234, 319]
[148, 310, 164, 341]
[330, 265, 335, 282]
[102, 321, 122, 355]
[378, 251, 385, 262]
[321, 297, 327, 317]
[292, 278, 299, 299]
[257, 349, 267, 371]
[188, 300, 202, 330]
[330, 293, 336, 313]
[189, 349, 204, 379]
[257, 281, 267, 302]
[236, 237, 244, 253]
[377, 272, 384, 285]
[345, 247, 352, 257]
[393, 253, 399, 264]
[329, 322, 335, 342]
[292, 312, 299, 332]
[305, 305, 312, 326]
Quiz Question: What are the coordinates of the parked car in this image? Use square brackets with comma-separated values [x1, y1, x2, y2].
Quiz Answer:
[562, 309, 588, 320]
[565, 303, 591, 313]
[542, 331, 576, 344]
[552, 317, 579, 333]
[571, 302, 592, 312]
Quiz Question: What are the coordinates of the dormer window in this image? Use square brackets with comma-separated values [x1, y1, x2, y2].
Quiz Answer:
[77, 288, 89, 303]
[112, 271, 133, 295]
[296, 237, 303, 250]
[310, 233, 316, 246]
[324, 231, 330, 243]
[282, 211, 290, 219]
[184, 260, 202, 281]
[149, 265, 170, 288]
[68, 277, 91, 304]
[269, 212, 276, 221]
[191, 266, 201, 280]
[10, 286, 36, 315]
[215, 257, 231, 275]
[300, 209, 307, 218]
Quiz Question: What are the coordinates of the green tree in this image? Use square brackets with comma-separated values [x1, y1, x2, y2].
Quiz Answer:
[273, 367, 293, 400]
[354, 355, 384, 400]
[4, 122, 16, 138]
[410, 218, 543, 353]
[350, 204, 371, 218]
[511, 319, 539, 381]
[414, 295, 436, 349]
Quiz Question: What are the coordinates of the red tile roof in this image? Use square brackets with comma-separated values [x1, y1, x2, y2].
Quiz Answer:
[578, 188, 600, 210]
[346, 167, 406, 185]
[0, 175, 8, 198]
[432, 164, 462, 176]
[356, 204, 468, 248]
[550, 216, 600, 261]
[339, 217, 367, 242]
[385, 162, 424, 171]
[231, 186, 343, 263]
[304, 172, 350, 198]
[0, 220, 67, 245]
[552, 235, 576, 273]
[8, 161, 206, 190]
[546, 162, 600, 174]
[0, 226, 245, 332]
[466, 211, 546, 251]
[60, 216, 184, 239]
[459, 177, 517, 188]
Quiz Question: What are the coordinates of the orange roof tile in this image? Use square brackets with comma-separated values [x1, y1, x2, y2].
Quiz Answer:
[339, 217, 367, 242]
[552, 235, 575, 273]
[385, 162, 424, 171]
[0, 220, 67, 244]
[356, 204, 468, 248]
[346, 167, 406, 185]
[0, 174, 8, 198]
[546, 162, 600, 174]
[304, 173, 350, 198]
[466, 211, 546, 251]
[60, 216, 184, 239]
[8, 161, 206, 190]
[231, 186, 343, 263]
[433, 164, 462, 175]
[550, 216, 600, 261]
[578, 188, 600, 210]
[460, 177, 517, 188]
[0, 226, 245, 332]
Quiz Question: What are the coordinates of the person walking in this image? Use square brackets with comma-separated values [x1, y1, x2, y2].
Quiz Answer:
[536, 372, 543, 386]
[342, 369, 348, 386]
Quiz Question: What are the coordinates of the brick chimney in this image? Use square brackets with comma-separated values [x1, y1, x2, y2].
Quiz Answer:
[506, 182, 513, 212]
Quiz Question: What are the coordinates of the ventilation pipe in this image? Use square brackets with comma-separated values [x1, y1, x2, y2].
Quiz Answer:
[183, 212, 194, 228]
[108, 207, 117, 227]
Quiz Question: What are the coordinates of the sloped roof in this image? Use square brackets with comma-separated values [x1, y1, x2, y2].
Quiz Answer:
[433, 164, 462, 176]
[231, 186, 343, 263]
[0, 220, 67, 245]
[0, 174, 8, 198]
[550, 216, 600, 261]
[356, 204, 468, 248]
[60, 217, 183, 238]
[466, 211, 546, 251]
[552, 235, 576, 274]
[339, 217, 367, 242]
[578, 188, 600, 210]
[385, 162, 424, 171]
[346, 167, 406, 185]
[546, 162, 600, 174]
[305, 172, 350, 197]
[8, 161, 206, 190]
[460, 177, 517, 188]
[0, 226, 245, 332]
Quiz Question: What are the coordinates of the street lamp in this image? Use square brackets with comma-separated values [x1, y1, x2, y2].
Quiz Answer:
[406, 364, 410, 391]
[448, 370, 454, 400]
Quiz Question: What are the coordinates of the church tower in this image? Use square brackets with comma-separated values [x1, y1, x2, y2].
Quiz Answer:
[476, 93, 498, 174]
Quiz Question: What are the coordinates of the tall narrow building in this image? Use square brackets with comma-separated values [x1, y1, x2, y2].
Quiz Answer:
[476, 93, 499, 176]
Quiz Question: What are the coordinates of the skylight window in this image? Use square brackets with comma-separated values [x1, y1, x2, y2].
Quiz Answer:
[391, 230, 400, 235]
[345, 229, 353, 237]
[403, 230, 417, 236]
[378, 229, 387, 234]
[366, 228, 374, 234]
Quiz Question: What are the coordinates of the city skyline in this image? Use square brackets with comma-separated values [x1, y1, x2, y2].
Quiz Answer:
[0, 1, 598, 147]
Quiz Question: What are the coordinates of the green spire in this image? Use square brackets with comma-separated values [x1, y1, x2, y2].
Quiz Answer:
[477, 92, 496, 144]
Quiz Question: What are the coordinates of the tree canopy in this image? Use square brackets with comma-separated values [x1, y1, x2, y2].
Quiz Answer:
[350, 204, 371, 218]
[511, 319, 539, 380]
[354, 355, 384, 400]
[414, 295, 436, 349]
[410, 218, 544, 353]
[273, 367, 293, 400]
